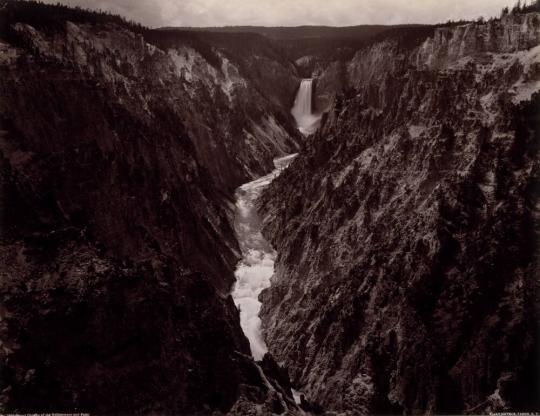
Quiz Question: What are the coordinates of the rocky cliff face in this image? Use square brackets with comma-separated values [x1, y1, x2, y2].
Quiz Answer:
[4, 20, 301, 193]
[315, 13, 540, 112]
[416, 13, 540, 69]
[0, 3, 300, 414]
[313, 27, 436, 111]
[259, 13, 540, 415]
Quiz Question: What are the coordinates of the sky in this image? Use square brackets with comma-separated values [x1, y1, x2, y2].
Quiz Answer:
[42, 0, 515, 28]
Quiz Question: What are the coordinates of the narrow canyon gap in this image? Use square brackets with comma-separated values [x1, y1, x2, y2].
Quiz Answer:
[232, 153, 298, 359]
[232, 78, 319, 359]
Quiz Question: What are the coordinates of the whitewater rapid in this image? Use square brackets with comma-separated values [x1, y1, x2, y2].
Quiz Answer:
[232, 154, 297, 360]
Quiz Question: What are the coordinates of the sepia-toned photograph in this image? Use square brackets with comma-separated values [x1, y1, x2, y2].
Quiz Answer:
[0, 0, 539, 414]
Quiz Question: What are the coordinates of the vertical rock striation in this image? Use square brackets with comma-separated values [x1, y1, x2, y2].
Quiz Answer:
[259, 13, 540, 415]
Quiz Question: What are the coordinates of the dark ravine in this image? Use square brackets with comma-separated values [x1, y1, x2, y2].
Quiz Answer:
[0, 1, 301, 414]
[258, 12, 540, 415]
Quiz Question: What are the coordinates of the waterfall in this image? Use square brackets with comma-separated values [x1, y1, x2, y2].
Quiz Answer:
[293, 79, 313, 116]
[291, 78, 322, 135]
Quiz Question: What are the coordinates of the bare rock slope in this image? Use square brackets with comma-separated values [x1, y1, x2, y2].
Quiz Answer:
[259, 13, 540, 415]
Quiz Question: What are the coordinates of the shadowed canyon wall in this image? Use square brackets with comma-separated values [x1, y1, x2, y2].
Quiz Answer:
[0, 2, 301, 413]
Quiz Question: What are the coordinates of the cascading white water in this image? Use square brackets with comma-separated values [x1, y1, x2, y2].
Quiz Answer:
[291, 78, 322, 135]
[294, 79, 313, 115]
[229, 86, 316, 404]
[232, 154, 297, 360]
[231, 80, 321, 360]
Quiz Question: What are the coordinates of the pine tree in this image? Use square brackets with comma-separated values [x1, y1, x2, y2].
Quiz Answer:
[512, 0, 522, 14]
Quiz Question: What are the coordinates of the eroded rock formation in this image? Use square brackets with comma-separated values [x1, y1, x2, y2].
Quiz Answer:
[259, 13, 540, 415]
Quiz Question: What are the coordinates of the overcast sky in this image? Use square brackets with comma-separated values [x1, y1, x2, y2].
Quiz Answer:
[43, 0, 514, 28]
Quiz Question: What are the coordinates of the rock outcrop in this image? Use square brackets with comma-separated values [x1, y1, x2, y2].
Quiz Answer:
[416, 13, 540, 69]
[0, 2, 300, 413]
[6, 18, 301, 193]
[314, 13, 540, 112]
[259, 13, 540, 415]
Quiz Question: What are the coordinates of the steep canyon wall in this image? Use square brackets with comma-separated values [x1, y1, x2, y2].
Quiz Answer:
[259, 13, 540, 415]
[0, 3, 301, 413]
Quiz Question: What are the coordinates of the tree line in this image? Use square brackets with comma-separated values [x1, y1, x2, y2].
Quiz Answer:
[501, 0, 540, 17]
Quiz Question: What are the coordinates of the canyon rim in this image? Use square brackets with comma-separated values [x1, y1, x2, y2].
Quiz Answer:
[0, 0, 539, 415]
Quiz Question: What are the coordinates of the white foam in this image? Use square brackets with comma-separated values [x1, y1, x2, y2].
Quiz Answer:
[291, 79, 322, 135]
[232, 154, 297, 360]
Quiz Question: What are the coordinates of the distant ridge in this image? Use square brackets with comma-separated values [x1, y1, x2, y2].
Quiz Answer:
[159, 24, 430, 41]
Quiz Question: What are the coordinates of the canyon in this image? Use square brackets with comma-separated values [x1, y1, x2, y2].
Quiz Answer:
[0, 1, 539, 415]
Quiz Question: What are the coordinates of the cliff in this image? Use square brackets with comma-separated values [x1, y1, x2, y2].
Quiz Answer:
[314, 13, 540, 112]
[259, 13, 540, 415]
[0, 2, 300, 413]
[416, 13, 540, 69]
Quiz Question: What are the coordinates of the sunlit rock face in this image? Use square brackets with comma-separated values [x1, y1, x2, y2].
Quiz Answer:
[312, 27, 437, 111]
[9, 21, 301, 192]
[416, 13, 540, 69]
[315, 13, 540, 111]
[0, 5, 301, 414]
[259, 13, 540, 415]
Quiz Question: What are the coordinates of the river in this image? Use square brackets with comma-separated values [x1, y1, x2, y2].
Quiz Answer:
[231, 153, 297, 360]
